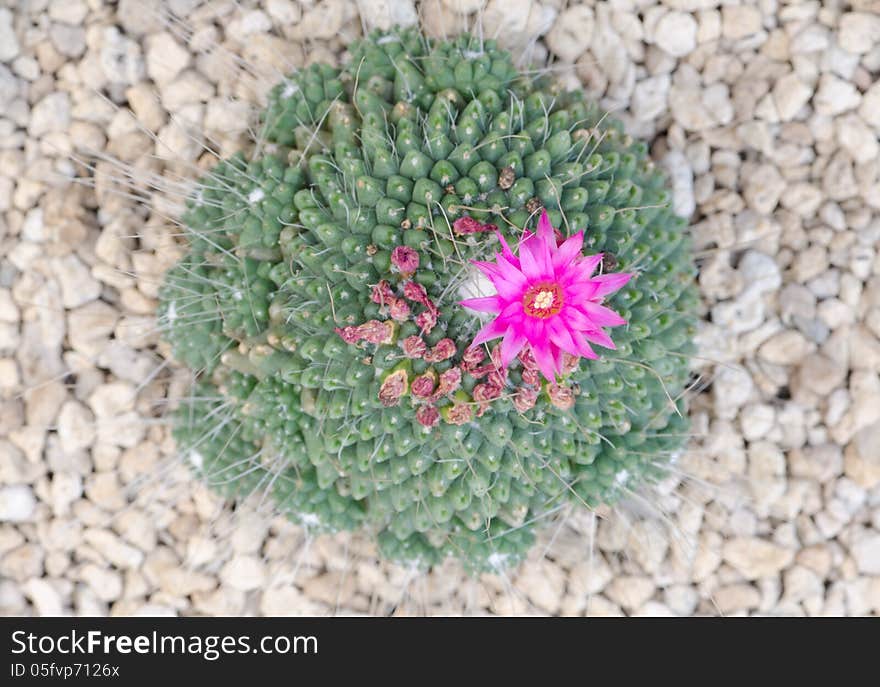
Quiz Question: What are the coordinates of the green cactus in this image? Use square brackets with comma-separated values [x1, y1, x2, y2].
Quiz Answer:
[158, 29, 698, 572]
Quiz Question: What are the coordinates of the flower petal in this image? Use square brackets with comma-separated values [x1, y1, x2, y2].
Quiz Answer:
[537, 210, 553, 240]
[530, 340, 558, 381]
[590, 272, 634, 298]
[580, 327, 616, 349]
[552, 231, 584, 273]
[459, 296, 502, 313]
[571, 331, 599, 359]
[577, 301, 627, 327]
[499, 326, 527, 368]
[470, 316, 508, 348]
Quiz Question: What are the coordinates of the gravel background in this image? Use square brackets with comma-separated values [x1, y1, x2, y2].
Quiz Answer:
[1, 0, 879, 616]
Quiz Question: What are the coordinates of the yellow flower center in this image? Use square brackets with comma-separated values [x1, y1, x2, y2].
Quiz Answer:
[523, 282, 564, 319]
[533, 290, 554, 309]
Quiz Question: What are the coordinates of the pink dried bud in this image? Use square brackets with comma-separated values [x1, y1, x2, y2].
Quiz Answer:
[391, 246, 420, 275]
[561, 353, 580, 375]
[512, 386, 538, 413]
[472, 382, 502, 417]
[521, 367, 541, 387]
[388, 297, 411, 321]
[403, 280, 429, 305]
[415, 404, 440, 428]
[443, 402, 473, 425]
[461, 346, 486, 370]
[359, 319, 395, 345]
[434, 367, 462, 398]
[378, 369, 408, 408]
[411, 373, 436, 399]
[400, 335, 427, 359]
[370, 280, 396, 305]
[424, 338, 456, 362]
[547, 382, 575, 410]
[453, 216, 493, 235]
[468, 363, 492, 380]
[415, 309, 438, 334]
[335, 326, 361, 344]
[487, 370, 507, 389]
[518, 346, 538, 370]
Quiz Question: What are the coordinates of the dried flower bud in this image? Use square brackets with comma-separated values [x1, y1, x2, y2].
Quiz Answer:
[391, 246, 420, 276]
[424, 337, 456, 362]
[512, 386, 538, 412]
[547, 382, 575, 410]
[411, 373, 436, 399]
[378, 369, 408, 407]
[415, 404, 440, 428]
[400, 335, 427, 359]
[443, 402, 473, 425]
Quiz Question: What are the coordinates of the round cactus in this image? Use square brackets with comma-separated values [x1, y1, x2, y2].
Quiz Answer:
[159, 29, 699, 572]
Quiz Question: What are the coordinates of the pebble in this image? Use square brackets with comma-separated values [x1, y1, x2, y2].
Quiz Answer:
[838, 13, 880, 54]
[850, 534, 880, 575]
[0, 0, 877, 621]
[219, 556, 267, 592]
[0, 9, 19, 62]
[722, 538, 795, 580]
[655, 12, 698, 58]
[0, 485, 36, 523]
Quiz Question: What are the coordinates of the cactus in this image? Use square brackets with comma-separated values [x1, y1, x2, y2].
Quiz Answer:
[158, 29, 699, 572]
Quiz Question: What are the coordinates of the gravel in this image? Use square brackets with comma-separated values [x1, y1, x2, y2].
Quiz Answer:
[1, 0, 879, 617]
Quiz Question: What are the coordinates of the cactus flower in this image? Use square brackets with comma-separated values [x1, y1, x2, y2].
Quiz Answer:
[460, 211, 633, 381]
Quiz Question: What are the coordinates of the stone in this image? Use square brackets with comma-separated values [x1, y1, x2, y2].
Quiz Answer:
[744, 164, 786, 213]
[758, 330, 812, 365]
[51, 255, 101, 309]
[0, 9, 19, 62]
[839, 12, 880, 54]
[22, 578, 63, 616]
[219, 556, 266, 592]
[814, 74, 861, 116]
[721, 5, 762, 41]
[49, 0, 89, 25]
[145, 33, 191, 86]
[0, 485, 36, 523]
[604, 576, 656, 611]
[655, 12, 698, 58]
[356, 0, 418, 32]
[100, 27, 144, 85]
[79, 564, 122, 602]
[661, 150, 695, 217]
[845, 422, 880, 488]
[632, 74, 670, 122]
[266, 0, 301, 25]
[739, 251, 781, 295]
[722, 538, 795, 580]
[546, 6, 594, 62]
[795, 354, 846, 396]
[836, 114, 879, 165]
[28, 92, 71, 138]
[851, 534, 880, 575]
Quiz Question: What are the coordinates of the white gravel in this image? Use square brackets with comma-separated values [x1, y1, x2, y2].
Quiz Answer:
[0, 0, 879, 616]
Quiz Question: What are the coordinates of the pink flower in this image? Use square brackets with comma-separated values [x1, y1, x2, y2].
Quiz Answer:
[391, 246, 420, 276]
[460, 210, 633, 381]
